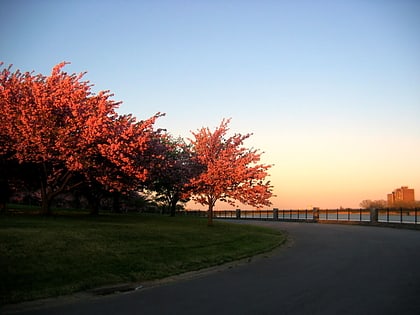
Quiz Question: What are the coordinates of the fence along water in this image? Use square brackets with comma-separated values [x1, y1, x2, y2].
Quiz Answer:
[186, 208, 420, 227]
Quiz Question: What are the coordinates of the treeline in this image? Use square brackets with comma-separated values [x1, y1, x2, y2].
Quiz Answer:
[0, 62, 273, 223]
[360, 199, 420, 209]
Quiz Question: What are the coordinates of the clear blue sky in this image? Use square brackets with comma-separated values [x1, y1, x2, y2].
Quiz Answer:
[1, 0, 419, 209]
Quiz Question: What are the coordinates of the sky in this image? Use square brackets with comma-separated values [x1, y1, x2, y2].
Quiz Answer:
[1, 0, 419, 210]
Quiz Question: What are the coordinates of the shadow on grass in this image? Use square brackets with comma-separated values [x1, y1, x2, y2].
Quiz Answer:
[0, 212, 285, 305]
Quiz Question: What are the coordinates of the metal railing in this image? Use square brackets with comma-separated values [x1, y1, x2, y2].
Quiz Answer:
[319, 208, 370, 222]
[184, 208, 420, 227]
[378, 208, 419, 224]
[277, 209, 313, 221]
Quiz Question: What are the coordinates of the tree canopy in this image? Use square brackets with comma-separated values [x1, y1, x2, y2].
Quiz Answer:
[189, 118, 273, 225]
[148, 135, 204, 216]
[0, 62, 164, 214]
[1, 63, 275, 218]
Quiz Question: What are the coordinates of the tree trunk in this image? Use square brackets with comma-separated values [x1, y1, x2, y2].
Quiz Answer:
[39, 164, 53, 215]
[39, 178, 52, 216]
[0, 177, 9, 213]
[40, 194, 52, 216]
[208, 203, 214, 226]
[0, 159, 8, 213]
[112, 192, 121, 213]
[88, 195, 100, 215]
[85, 189, 101, 215]
[170, 199, 177, 217]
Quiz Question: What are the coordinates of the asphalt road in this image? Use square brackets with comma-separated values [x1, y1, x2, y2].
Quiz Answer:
[5, 221, 420, 315]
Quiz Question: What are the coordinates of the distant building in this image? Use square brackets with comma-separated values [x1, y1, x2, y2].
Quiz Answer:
[387, 186, 415, 206]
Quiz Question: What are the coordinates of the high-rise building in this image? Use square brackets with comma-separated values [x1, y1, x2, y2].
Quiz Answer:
[387, 186, 415, 206]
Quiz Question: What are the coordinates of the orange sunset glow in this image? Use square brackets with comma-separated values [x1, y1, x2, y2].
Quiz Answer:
[2, 1, 419, 211]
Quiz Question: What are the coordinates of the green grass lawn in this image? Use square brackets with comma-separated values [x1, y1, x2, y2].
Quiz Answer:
[0, 212, 285, 305]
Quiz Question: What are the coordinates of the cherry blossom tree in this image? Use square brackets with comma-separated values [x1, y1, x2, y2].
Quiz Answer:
[94, 112, 166, 213]
[189, 118, 274, 225]
[0, 62, 164, 214]
[148, 135, 204, 216]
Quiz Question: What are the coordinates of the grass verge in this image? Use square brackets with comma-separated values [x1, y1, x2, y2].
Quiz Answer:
[0, 213, 285, 304]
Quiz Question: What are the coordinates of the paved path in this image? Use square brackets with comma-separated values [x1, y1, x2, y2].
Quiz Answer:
[5, 222, 420, 314]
